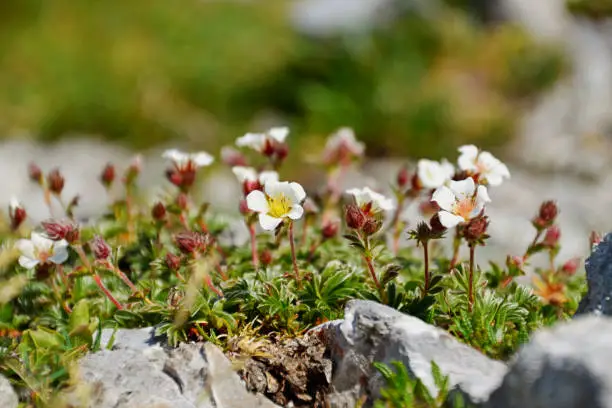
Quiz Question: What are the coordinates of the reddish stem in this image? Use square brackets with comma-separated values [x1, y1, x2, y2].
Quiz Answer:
[363, 255, 381, 290]
[204, 275, 224, 297]
[288, 221, 301, 289]
[113, 265, 138, 293]
[249, 223, 259, 269]
[93, 273, 124, 310]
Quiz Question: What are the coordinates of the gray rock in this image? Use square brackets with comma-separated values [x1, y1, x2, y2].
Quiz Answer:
[575, 232, 612, 316]
[0, 375, 18, 408]
[98, 326, 164, 350]
[314, 299, 507, 407]
[486, 315, 612, 408]
[64, 341, 278, 408]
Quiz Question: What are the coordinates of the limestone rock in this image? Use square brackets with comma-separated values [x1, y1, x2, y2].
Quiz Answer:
[575, 232, 612, 316]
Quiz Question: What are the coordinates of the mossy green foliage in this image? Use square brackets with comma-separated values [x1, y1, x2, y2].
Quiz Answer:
[567, 0, 612, 19]
[0, 1, 565, 161]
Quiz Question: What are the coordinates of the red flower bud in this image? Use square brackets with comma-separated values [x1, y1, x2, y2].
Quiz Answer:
[345, 204, 366, 230]
[275, 143, 289, 161]
[533, 200, 558, 229]
[165, 253, 182, 271]
[262, 139, 276, 157]
[90, 235, 111, 260]
[41, 219, 80, 243]
[176, 193, 188, 210]
[174, 231, 210, 255]
[507, 255, 525, 270]
[561, 257, 580, 276]
[463, 215, 489, 242]
[28, 163, 43, 185]
[243, 180, 261, 195]
[397, 166, 410, 188]
[100, 163, 115, 188]
[322, 219, 340, 240]
[221, 146, 248, 167]
[543, 225, 561, 247]
[151, 202, 166, 221]
[429, 213, 446, 235]
[362, 218, 382, 236]
[239, 198, 250, 215]
[47, 168, 65, 195]
[259, 249, 273, 266]
[9, 201, 26, 231]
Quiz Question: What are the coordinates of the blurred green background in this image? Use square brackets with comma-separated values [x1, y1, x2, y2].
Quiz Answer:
[0, 0, 569, 161]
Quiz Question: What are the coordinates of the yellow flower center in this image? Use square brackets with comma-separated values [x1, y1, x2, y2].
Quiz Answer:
[452, 198, 476, 221]
[267, 193, 291, 218]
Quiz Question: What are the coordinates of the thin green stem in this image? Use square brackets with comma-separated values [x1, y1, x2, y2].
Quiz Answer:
[468, 244, 475, 312]
[249, 223, 259, 269]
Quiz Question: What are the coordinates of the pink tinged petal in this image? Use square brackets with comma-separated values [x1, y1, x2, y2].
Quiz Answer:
[259, 171, 279, 185]
[449, 178, 475, 200]
[431, 186, 456, 212]
[246, 190, 269, 213]
[287, 205, 304, 220]
[438, 211, 464, 228]
[31, 232, 53, 252]
[15, 239, 35, 259]
[191, 152, 214, 167]
[258, 214, 283, 231]
[18, 256, 39, 269]
[268, 127, 289, 143]
[289, 182, 307, 203]
[232, 166, 258, 182]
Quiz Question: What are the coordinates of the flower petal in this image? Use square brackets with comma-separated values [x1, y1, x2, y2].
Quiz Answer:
[289, 182, 306, 203]
[236, 133, 266, 150]
[49, 241, 69, 265]
[438, 211, 464, 228]
[232, 166, 257, 182]
[431, 186, 455, 212]
[15, 239, 35, 259]
[258, 214, 283, 231]
[418, 159, 446, 189]
[457, 145, 479, 171]
[191, 152, 214, 167]
[18, 256, 39, 269]
[246, 190, 269, 213]
[449, 178, 475, 200]
[162, 149, 188, 166]
[31, 232, 53, 252]
[287, 204, 304, 220]
[476, 185, 491, 204]
[268, 127, 289, 143]
[258, 171, 279, 185]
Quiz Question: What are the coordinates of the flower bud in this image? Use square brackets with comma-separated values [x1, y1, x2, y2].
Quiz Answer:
[100, 163, 115, 189]
[590, 231, 602, 250]
[28, 163, 43, 185]
[322, 219, 340, 240]
[543, 225, 561, 247]
[262, 139, 276, 157]
[176, 193, 188, 210]
[165, 253, 182, 271]
[561, 257, 580, 276]
[175, 231, 210, 254]
[533, 200, 558, 229]
[243, 180, 261, 195]
[90, 235, 111, 260]
[397, 166, 410, 188]
[259, 249, 273, 266]
[345, 204, 366, 230]
[9, 199, 26, 231]
[151, 202, 166, 221]
[410, 173, 422, 191]
[47, 168, 65, 195]
[463, 215, 489, 242]
[239, 198, 250, 215]
[166, 168, 183, 188]
[124, 155, 142, 185]
[42, 219, 80, 243]
[362, 218, 382, 236]
[221, 146, 247, 167]
[429, 213, 446, 235]
[506, 255, 524, 270]
[303, 198, 320, 215]
[275, 143, 289, 161]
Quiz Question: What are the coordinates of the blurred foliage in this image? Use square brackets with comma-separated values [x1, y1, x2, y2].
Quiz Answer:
[0, 0, 566, 160]
[566, 0, 612, 19]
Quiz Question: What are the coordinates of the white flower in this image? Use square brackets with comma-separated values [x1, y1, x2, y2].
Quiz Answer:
[346, 187, 395, 213]
[246, 180, 307, 230]
[162, 149, 214, 168]
[457, 145, 510, 186]
[417, 159, 455, 189]
[322, 127, 365, 164]
[231, 166, 279, 186]
[431, 177, 491, 228]
[236, 127, 289, 152]
[15, 232, 69, 269]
